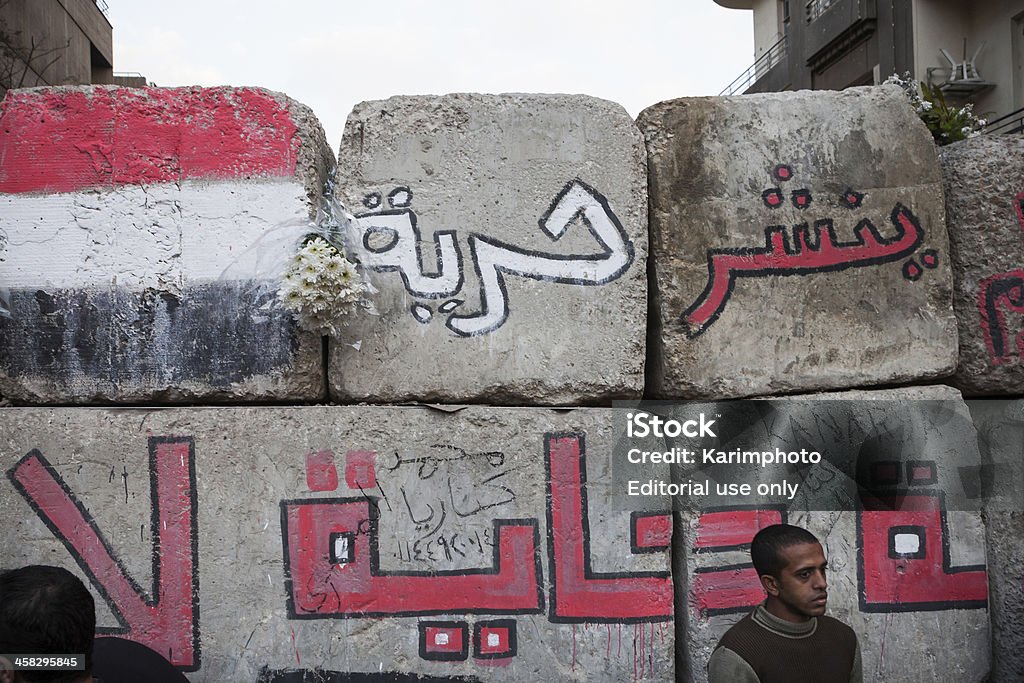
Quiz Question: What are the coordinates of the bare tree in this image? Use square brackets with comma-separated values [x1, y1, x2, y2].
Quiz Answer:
[0, 0, 70, 97]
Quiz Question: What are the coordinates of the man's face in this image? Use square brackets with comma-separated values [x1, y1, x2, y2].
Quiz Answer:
[763, 541, 828, 622]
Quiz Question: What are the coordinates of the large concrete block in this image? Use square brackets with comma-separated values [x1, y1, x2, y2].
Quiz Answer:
[638, 87, 957, 399]
[969, 399, 1024, 682]
[0, 406, 673, 681]
[0, 86, 333, 403]
[675, 386, 990, 683]
[330, 94, 647, 404]
[941, 135, 1024, 394]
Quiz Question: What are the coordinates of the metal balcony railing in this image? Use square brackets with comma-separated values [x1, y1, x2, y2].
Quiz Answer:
[94, 0, 109, 17]
[984, 107, 1024, 135]
[720, 36, 788, 96]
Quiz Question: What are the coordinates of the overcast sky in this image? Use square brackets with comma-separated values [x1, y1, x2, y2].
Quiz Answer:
[108, 1, 754, 156]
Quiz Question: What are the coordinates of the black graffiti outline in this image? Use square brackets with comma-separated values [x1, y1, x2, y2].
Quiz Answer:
[418, 620, 469, 662]
[980, 271, 1024, 362]
[353, 178, 633, 336]
[471, 618, 518, 660]
[681, 204, 926, 338]
[354, 207, 465, 300]
[690, 504, 788, 554]
[544, 431, 672, 625]
[6, 437, 201, 671]
[279, 496, 545, 619]
[856, 490, 987, 613]
[445, 179, 634, 336]
[629, 510, 672, 555]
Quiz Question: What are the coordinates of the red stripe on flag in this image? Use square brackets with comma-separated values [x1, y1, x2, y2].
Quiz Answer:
[0, 87, 299, 193]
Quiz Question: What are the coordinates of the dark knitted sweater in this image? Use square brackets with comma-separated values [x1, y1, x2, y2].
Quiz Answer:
[708, 604, 861, 683]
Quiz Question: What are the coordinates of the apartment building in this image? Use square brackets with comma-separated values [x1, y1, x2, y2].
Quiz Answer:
[0, 0, 121, 96]
[716, 0, 1024, 132]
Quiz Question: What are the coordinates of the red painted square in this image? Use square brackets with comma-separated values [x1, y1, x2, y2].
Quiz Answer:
[420, 621, 468, 661]
[634, 513, 672, 550]
[304, 450, 338, 492]
[474, 619, 516, 659]
[344, 450, 376, 489]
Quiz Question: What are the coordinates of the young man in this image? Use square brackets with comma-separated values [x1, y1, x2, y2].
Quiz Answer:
[708, 524, 862, 683]
[0, 565, 187, 683]
[0, 565, 95, 683]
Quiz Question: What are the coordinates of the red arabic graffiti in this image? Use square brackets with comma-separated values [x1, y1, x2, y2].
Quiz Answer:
[689, 495, 987, 618]
[280, 498, 543, 618]
[978, 269, 1024, 365]
[859, 494, 987, 611]
[545, 433, 673, 622]
[690, 507, 785, 615]
[682, 203, 925, 337]
[6, 438, 200, 670]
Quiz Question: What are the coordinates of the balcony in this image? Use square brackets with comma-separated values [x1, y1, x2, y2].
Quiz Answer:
[720, 35, 789, 96]
[804, 0, 877, 73]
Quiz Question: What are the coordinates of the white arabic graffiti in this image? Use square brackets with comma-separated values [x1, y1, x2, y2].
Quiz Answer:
[350, 179, 634, 337]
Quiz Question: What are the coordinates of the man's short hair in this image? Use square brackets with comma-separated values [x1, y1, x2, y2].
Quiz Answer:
[750, 524, 821, 578]
[0, 565, 95, 682]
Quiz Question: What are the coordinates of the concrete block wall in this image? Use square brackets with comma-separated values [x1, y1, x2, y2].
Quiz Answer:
[0, 86, 332, 403]
[1, 84, 1022, 682]
[638, 86, 956, 399]
[1, 407, 673, 681]
[331, 94, 647, 405]
[677, 386, 991, 683]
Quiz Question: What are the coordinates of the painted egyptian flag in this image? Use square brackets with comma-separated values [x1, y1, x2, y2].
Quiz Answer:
[0, 86, 333, 402]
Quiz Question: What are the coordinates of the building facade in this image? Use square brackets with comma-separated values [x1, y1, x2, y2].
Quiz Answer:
[0, 0, 113, 96]
[716, 0, 1024, 131]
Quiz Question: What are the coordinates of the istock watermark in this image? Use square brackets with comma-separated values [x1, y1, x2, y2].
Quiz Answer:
[609, 399, 1024, 513]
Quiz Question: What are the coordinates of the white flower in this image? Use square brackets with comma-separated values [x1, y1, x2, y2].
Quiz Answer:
[278, 234, 368, 336]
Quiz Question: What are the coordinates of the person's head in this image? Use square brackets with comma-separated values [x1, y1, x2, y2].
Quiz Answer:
[0, 565, 95, 683]
[751, 524, 828, 622]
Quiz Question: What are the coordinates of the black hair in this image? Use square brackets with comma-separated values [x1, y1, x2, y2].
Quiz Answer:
[0, 565, 94, 682]
[750, 524, 821, 579]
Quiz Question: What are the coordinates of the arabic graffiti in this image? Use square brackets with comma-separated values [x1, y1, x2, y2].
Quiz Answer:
[691, 469, 987, 618]
[6, 438, 200, 670]
[279, 431, 673, 668]
[858, 493, 987, 611]
[681, 164, 933, 338]
[545, 433, 673, 623]
[280, 495, 542, 618]
[978, 269, 1024, 366]
[690, 507, 787, 616]
[381, 445, 517, 566]
[351, 179, 634, 337]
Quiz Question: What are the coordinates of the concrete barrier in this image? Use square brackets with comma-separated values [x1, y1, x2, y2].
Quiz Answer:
[968, 399, 1024, 682]
[0, 406, 673, 681]
[941, 135, 1024, 394]
[0, 82, 1017, 682]
[638, 86, 957, 399]
[330, 94, 648, 405]
[675, 386, 990, 683]
[0, 86, 333, 403]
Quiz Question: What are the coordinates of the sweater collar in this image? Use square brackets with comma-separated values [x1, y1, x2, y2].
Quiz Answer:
[752, 602, 818, 638]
